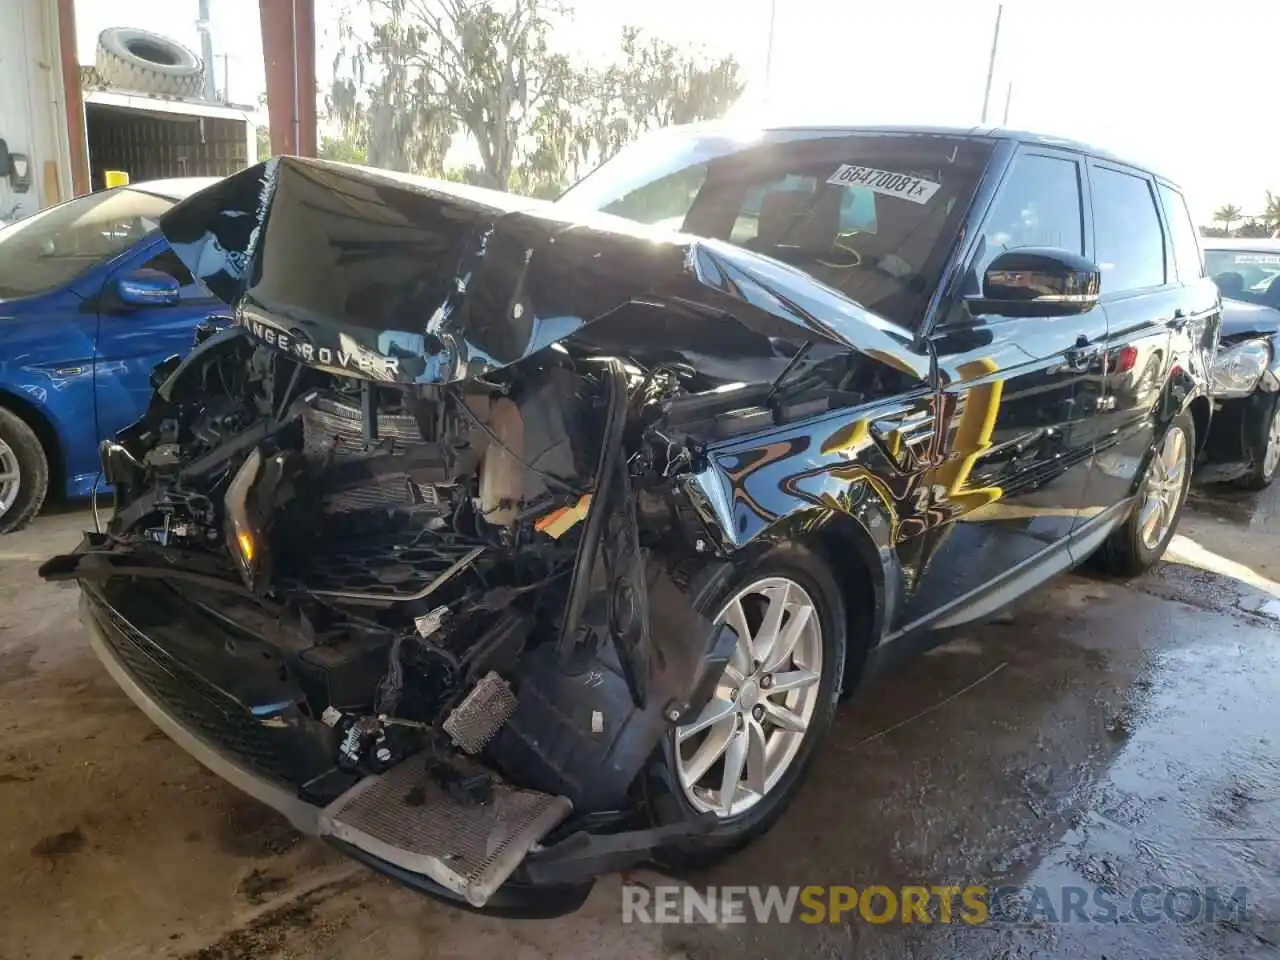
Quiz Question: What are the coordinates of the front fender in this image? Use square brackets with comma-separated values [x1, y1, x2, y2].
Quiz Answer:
[676, 397, 936, 643]
[0, 384, 74, 489]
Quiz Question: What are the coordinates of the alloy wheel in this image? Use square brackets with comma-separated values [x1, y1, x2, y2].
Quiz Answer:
[674, 576, 824, 819]
[1263, 404, 1280, 480]
[1138, 425, 1188, 550]
[0, 438, 20, 520]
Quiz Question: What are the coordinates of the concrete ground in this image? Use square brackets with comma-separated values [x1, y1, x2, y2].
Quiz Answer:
[1, 485, 1278, 959]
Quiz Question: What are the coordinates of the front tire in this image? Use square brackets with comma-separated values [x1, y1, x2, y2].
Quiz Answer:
[1094, 411, 1194, 577]
[0, 407, 49, 535]
[643, 544, 847, 869]
[1234, 393, 1280, 491]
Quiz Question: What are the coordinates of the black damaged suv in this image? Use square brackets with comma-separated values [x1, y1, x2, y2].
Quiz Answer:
[43, 124, 1217, 915]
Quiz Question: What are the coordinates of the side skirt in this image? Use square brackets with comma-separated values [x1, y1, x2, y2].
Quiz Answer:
[853, 498, 1133, 687]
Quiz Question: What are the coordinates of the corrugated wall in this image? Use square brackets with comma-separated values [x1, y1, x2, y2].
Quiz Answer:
[85, 105, 250, 189]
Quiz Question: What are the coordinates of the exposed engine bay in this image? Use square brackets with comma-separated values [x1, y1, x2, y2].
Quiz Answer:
[60, 324, 720, 780]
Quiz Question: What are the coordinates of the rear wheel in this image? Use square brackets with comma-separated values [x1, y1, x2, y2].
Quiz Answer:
[643, 545, 847, 869]
[1094, 411, 1193, 577]
[0, 408, 49, 534]
[1234, 394, 1280, 491]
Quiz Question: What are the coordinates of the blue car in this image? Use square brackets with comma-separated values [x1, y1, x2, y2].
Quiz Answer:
[0, 177, 224, 532]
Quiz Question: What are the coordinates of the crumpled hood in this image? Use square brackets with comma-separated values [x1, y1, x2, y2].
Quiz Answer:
[160, 156, 927, 386]
[1220, 297, 1280, 340]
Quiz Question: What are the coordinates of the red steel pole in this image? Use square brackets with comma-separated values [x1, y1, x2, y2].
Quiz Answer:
[258, 0, 316, 156]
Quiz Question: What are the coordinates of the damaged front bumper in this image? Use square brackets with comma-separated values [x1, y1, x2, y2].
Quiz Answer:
[79, 578, 716, 917]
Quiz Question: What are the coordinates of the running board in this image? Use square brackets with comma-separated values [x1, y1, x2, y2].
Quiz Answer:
[317, 755, 572, 907]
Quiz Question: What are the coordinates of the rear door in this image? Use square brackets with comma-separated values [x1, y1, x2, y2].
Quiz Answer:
[93, 237, 221, 444]
[1074, 163, 1184, 532]
[1157, 181, 1222, 393]
[902, 146, 1107, 630]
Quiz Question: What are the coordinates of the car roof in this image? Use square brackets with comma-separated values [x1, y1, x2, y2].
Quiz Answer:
[126, 176, 222, 202]
[1201, 237, 1280, 251]
[672, 120, 1175, 187]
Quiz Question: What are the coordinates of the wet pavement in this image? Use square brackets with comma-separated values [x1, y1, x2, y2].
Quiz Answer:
[0, 486, 1277, 959]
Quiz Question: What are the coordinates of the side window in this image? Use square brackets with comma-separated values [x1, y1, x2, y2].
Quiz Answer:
[140, 247, 210, 302]
[974, 154, 1083, 279]
[1157, 184, 1204, 283]
[1091, 167, 1166, 294]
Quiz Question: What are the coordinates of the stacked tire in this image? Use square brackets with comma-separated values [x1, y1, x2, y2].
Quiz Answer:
[95, 27, 206, 98]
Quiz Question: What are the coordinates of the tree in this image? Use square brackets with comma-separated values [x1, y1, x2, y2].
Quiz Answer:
[255, 125, 272, 161]
[1236, 218, 1272, 239]
[1213, 203, 1242, 236]
[331, 0, 575, 186]
[1264, 191, 1280, 238]
[330, 1, 744, 193]
[319, 133, 368, 165]
[522, 27, 743, 191]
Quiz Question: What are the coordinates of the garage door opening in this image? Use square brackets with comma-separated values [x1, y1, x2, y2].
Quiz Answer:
[84, 100, 252, 191]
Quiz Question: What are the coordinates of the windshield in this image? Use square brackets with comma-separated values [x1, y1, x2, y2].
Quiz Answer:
[1205, 248, 1280, 304]
[557, 129, 992, 328]
[0, 188, 176, 300]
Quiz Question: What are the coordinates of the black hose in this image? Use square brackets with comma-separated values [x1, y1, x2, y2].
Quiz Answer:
[556, 358, 628, 657]
[274, 358, 304, 422]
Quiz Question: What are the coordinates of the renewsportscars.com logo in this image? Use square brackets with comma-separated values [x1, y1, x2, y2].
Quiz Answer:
[621, 884, 1250, 926]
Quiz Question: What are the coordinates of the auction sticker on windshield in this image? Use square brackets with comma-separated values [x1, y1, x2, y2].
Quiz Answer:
[827, 165, 942, 205]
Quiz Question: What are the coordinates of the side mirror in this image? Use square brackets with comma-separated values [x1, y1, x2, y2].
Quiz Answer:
[117, 268, 181, 307]
[968, 247, 1100, 318]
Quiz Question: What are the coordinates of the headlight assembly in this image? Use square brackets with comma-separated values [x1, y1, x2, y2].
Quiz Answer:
[1211, 338, 1271, 398]
[225, 447, 264, 587]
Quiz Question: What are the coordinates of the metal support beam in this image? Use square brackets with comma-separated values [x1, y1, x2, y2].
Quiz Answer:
[198, 0, 217, 102]
[258, 0, 316, 157]
[55, 0, 89, 195]
[980, 3, 1003, 125]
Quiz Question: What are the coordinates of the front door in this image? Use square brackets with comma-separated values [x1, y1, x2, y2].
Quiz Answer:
[94, 238, 222, 445]
[898, 148, 1105, 632]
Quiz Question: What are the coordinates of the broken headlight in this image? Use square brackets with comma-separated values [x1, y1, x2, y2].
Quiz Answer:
[225, 448, 264, 587]
[1211, 338, 1271, 398]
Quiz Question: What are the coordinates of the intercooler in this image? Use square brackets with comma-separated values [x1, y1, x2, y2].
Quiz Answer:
[301, 394, 444, 514]
[301, 394, 424, 461]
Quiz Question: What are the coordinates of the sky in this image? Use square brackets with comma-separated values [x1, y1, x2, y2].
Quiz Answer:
[71, 0, 1278, 224]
